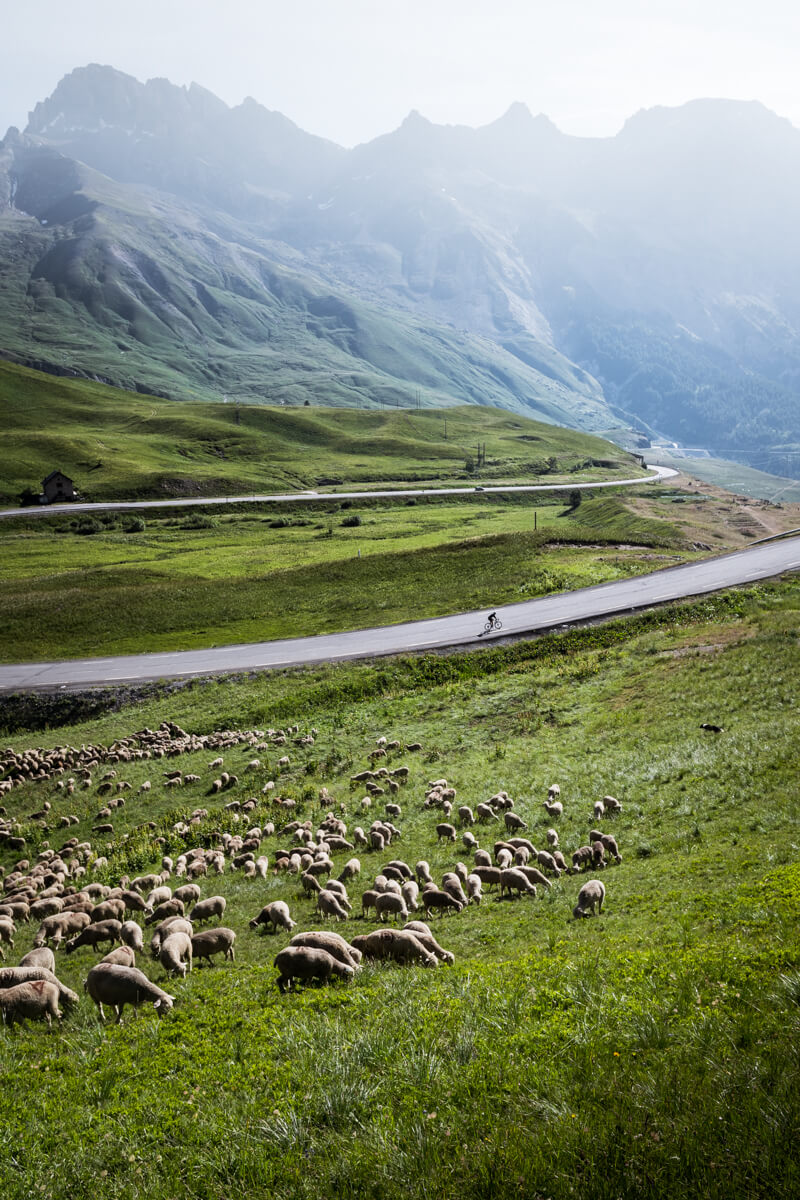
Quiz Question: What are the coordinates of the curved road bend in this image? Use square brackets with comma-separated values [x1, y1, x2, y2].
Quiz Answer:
[0, 465, 678, 520]
[1, 534, 798, 692]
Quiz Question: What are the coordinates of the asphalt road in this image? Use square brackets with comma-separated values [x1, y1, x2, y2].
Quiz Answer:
[2, 533, 798, 692]
[0, 465, 677, 520]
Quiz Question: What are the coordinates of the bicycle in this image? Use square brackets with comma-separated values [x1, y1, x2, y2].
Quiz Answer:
[483, 617, 503, 633]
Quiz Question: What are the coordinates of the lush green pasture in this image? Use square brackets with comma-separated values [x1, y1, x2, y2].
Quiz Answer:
[0, 360, 645, 504]
[0, 494, 686, 662]
[0, 581, 798, 1198]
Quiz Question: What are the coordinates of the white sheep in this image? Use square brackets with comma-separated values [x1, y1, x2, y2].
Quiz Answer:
[573, 879, 606, 918]
[191, 928, 236, 965]
[546, 828, 559, 848]
[316, 890, 350, 922]
[375, 892, 409, 923]
[274, 946, 353, 993]
[250, 901, 296, 934]
[465, 874, 483, 904]
[159, 931, 193, 978]
[85, 963, 175, 1022]
[543, 799, 563, 818]
[289, 931, 362, 970]
[0, 979, 62, 1028]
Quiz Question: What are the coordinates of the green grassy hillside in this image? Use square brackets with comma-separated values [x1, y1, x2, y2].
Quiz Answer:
[0, 492, 684, 661]
[0, 359, 645, 504]
[0, 582, 798, 1198]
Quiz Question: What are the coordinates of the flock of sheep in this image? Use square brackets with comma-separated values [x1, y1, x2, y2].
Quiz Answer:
[0, 720, 621, 1029]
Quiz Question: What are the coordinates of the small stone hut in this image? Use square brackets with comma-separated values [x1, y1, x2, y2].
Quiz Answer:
[41, 470, 76, 503]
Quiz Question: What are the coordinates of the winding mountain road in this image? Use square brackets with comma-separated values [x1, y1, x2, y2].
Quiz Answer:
[0, 465, 677, 520]
[2, 533, 798, 692]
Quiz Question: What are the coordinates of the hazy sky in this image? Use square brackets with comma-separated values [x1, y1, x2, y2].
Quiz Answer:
[3, 0, 799, 144]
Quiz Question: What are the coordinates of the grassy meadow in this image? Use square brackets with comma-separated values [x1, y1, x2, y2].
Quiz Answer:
[0, 492, 690, 661]
[0, 579, 798, 1198]
[0, 360, 644, 505]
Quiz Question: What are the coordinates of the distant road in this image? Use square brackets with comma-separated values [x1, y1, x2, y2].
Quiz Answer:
[0, 465, 678, 519]
[1, 531, 797, 693]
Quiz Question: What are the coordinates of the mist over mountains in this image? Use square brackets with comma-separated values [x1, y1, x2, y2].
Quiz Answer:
[2, 64, 800, 471]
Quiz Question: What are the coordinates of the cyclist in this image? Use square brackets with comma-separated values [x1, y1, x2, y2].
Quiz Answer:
[487, 612, 498, 629]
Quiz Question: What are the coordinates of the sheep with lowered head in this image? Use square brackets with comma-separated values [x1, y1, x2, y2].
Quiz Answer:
[273, 945, 354, 994]
[375, 892, 408, 923]
[159, 931, 193, 978]
[19, 947, 56, 973]
[573, 879, 606, 919]
[250, 901, 296, 935]
[316, 890, 350, 922]
[85, 963, 175, 1022]
[0, 979, 62, 1029]
[191, 927, 236, 966]
[289, 931, 362, 970]
[189, 896, 226, 925]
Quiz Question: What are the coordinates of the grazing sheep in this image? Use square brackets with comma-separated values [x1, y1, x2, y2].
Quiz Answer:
[0, 918, 15, 958]
[441, 874, 469, 907]
[547, 784, 561, 800]
[65, 919, 122, 954]
[338, 858, 361, 883]
[591, 841, 607, 869]
[144, 898, 185, 927]
[466, 874, 483, 905]
[504, 811, 528, 833]
[603, 795, 623, 814]
[321, 879, 352, 908]
[416, 860, 434, 885]
[173, 884, 202, 906]
[500, 868, 537, 899]
[273, 946, 353, 994]
[19, 947, 56, 973]
[458, 806, 475, 826]
[0, 966, 79, 1008]
[85, 963, 175, 1022]
[149, 917, 193, 958]
[472, 865, 502, 891]
[403, 922, 455, 964]
[573, 879, 606, 918]
[423, 889, 463, 917]
[552, 850, 568, 873]
[34, 910, 91, 949]
[513, 846, 531, 867]
[593, 800, 605, 820]
[401, 880, 420, 911]
[571, 846, 593, 873]
[100, 946, 136, 967]
[316, 890, 350, 922]
[349, 928, 436, 968]
[0, 980, 62, 1029]
[543, 800, 563, 818]
[144, 886, 172, 912]
[380, 930, 438, 967]
[546, 828, 559, 848]
[360, 889, 380, 918]
[462, 831, 479, 852]
[435, 823, 457, 844]
[474, 848, 492, 868]
[496, 848, 513, 870]
[385, 859, 413, 880]
[289, 932, 362, 970]
[191, 928, 236, 965]
[250, 901, 296, 934]
[475, 803, 498, 823]
[189, 896, 226, 925]
[536, 850, 562, 876]
[159, 931, 193, 978]
[375, 892, 409, 923]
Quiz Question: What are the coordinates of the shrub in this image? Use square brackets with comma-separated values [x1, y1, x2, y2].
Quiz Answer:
[341, 514, 362, 527]
[73, 517, 102, 536]
[17, 486, 41, 507]
[123, 517, 146, 533]
[181, 514, 216, 530]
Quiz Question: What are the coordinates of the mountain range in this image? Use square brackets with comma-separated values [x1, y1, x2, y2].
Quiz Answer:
[2, 64, 800, 472]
